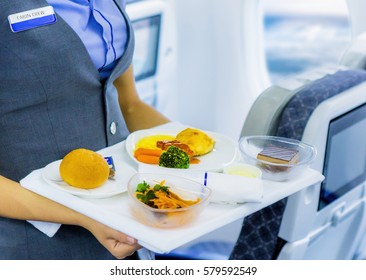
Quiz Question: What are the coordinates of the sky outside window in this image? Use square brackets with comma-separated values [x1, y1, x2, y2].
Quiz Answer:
[262, 0, 351, 83]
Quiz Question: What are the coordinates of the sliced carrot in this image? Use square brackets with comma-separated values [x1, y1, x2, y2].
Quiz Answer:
[135, 154, 160, 164]
[190, 157, 200, 164]
[134, 148, 163, 157]
[159, 180, 166, 186]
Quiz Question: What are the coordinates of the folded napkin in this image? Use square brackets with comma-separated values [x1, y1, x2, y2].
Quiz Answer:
[138, 164, 264, 204]
[21, 170, 62, 237]
[27, 220, 61, 237]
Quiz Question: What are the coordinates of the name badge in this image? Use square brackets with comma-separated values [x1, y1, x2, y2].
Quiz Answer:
[8, 6, 57, 33]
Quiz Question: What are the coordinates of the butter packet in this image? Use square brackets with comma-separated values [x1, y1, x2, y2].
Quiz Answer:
[104, 156, 115, 178]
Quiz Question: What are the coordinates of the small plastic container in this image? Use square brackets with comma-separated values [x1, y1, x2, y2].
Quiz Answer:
[127, 173, 211, 228]
[239, 135, 316, 181]
[223, 163, 262, 178]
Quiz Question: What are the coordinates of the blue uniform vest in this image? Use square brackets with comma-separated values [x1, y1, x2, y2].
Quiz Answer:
[0, 0, 135, 259]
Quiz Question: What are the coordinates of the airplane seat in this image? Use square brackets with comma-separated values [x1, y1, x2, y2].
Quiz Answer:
[230, 68, 366, 259]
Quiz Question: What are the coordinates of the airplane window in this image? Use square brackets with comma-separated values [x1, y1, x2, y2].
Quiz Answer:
[262, 0, 351, 83]
[131, 15, 161, 81]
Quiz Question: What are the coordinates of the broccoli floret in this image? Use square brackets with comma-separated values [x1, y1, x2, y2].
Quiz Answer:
[159, 146, 190, 169]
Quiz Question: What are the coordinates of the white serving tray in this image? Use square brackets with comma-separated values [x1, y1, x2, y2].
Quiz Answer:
[20, 122, 324, 254]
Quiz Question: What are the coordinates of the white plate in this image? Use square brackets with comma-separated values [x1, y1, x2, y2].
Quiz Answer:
[42, 160, 136, 198]
[125, 127, 239, 172]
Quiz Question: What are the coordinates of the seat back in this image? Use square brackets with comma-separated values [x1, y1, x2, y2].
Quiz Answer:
[231, 68, 366, 259]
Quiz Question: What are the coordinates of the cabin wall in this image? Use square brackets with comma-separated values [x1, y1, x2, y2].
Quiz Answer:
[347, 0, 366, 37]
[166, 0, 270, 140]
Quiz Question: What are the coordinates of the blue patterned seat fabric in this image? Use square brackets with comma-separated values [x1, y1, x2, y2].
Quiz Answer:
[230, 69, 366, 260]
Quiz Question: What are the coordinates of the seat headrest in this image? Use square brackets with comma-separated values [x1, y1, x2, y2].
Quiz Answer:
[276, 69, 366, 140]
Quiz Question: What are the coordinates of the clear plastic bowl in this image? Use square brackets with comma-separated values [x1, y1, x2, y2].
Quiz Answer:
[239, 136, 317, 181]
[127, 173, 211, 228]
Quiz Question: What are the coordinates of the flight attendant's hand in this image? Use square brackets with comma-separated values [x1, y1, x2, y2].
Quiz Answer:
[83, 217, 141, 259]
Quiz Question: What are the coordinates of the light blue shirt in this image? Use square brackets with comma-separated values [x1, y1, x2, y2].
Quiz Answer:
[47, 0, 128, 80]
